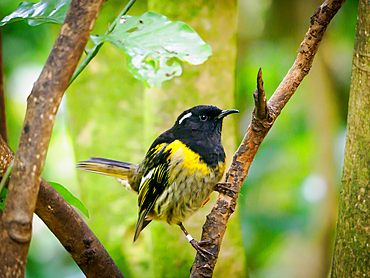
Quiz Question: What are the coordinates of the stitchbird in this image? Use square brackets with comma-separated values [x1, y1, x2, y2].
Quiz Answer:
[77, 105, 238, 257]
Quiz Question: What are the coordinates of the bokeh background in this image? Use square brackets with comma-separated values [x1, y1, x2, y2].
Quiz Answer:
[1, 0, 358, 277]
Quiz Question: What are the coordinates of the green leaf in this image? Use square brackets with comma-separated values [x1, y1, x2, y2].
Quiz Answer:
[48, 182, 89, 218]
[0, 0, 71, 27]
[0, 188, 7, 211]
[0, 159, 13, 211]
[91, 12, 212, 87]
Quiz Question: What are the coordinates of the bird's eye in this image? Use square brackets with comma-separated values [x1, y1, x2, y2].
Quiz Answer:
[199, 115, 208, 121]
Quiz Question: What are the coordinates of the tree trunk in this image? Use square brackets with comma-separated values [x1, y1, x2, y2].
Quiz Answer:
[331, 0, 370, 276]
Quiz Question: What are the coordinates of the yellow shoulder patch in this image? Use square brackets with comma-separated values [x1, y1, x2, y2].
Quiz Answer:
[165, 140, 211, 175]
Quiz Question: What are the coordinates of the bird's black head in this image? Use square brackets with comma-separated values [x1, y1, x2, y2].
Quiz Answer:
[150, 105, 239, 167]
[174, 105, 239, 135]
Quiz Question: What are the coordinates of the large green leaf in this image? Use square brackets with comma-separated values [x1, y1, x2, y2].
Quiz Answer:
[0, 0, 71, 27]
[91, 12, 212, 87]
[48, 181, 89, 218]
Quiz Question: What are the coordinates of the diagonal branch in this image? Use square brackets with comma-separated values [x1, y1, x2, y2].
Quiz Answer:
[36, 181, 125, 277]
[0, 137, 124, 277]
[190, 0, 347, 277]
[0, 0, 106, 275]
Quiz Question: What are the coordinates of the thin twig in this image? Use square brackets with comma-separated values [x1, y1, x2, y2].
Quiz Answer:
[253, 68, 267, 120]
[0, 158, 13, 194]
[190, 0, 347, 277]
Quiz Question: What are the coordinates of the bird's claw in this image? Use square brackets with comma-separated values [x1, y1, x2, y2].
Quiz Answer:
[214, 182, 237, 196]
[190, 239, 216, 259]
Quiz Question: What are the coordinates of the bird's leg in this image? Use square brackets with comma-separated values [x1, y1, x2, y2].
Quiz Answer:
[178, 223, 215, 258]
[213, 182, 237, 197]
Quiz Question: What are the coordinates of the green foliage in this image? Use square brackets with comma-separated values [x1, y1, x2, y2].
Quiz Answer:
[1, 1, 212, 87]
[48, 182, 89, 218]
[91, 12, 212, 87]
[0, 0, 71, 26]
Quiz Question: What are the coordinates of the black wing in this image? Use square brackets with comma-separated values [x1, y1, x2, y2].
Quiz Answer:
[133, 142, 172, 241]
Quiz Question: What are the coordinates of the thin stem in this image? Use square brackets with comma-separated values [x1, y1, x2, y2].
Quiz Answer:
[0, 158, 13, 195]
[69, 0, 137, 85]
[253, 68, 267, 120]
[109, 0, 137, 32]
[69, 43, 103, 85]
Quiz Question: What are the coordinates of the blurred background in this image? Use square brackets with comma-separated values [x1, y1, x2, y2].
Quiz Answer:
[1, 0, 358, 277]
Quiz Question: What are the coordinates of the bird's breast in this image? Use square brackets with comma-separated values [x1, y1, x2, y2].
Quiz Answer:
[153, 140, 225, 225]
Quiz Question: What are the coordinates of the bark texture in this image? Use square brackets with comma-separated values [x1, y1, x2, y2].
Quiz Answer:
[0, 136, 124, 277]
[331, 0, 370, 276]
[0, 0, 106, 276]
[190, 0, 346, 276]
[36, 179, 125, 278]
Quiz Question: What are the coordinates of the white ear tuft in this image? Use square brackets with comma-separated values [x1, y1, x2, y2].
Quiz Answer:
[178, 112, 192, 124]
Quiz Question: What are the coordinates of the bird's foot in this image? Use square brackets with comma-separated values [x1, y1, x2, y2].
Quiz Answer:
[179, 222, 216, 259]
[189, 239, 216, 259]
[213, 182, 237, 197]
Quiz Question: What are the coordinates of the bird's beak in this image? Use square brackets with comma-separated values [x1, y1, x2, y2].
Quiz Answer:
[216, 109, 239, 119]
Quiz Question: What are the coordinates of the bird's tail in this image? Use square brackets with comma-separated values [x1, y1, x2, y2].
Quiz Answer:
[77, 157, 136, 178]
[77, 157, 138, 192]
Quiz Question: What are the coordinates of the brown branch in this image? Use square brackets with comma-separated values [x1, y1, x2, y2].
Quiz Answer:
[190, 0, 346, 277]
[0, 27, 7, 143]
[37, 180, 125, 277]
[0, 137, 124, 277]
[0, 0, 106, 275]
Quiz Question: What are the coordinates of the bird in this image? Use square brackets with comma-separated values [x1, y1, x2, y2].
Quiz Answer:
[77, 105, 239, 257]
